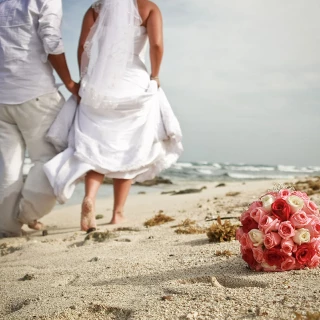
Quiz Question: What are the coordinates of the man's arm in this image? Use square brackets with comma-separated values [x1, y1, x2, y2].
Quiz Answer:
[38, 0, 79, 97]
[48, 54, 79, 96]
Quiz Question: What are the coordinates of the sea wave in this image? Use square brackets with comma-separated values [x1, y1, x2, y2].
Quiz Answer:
[23, 158, 320, 182]
[277, 165, 315, 173]
[227, 172, 296, 180]
[196, 169, 213, 175]
[224, 165, 275, 172]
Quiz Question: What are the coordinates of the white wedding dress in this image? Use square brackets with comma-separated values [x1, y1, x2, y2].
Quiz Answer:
[44, 24, 183, 204]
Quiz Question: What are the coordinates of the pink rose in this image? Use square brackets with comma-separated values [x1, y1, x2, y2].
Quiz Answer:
[305, 218, 320, 237]
[292, 191, 309, 201]
[240, 233, 253, 249]
[248, 201, 263, 211]
[281, 238, 295, 255]
[290, 211, 311, 228]
[236, 228, 244, 241]
[250, 207, 268, 223]
[281, 256, 296, 271]
[309, 254, 320, 268]
[304, 200, 319, 216]
[252, 246, 264, 263]
[278, 221, 295, 239]
[312, 238, 320, 255]
[259, 215, 280, 233]
[278, 189, 292, 199]
[264, 232, 282, 249]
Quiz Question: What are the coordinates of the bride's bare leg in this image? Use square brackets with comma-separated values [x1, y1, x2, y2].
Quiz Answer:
[81, 171, 104, 232]
[110, 179, 132, 224]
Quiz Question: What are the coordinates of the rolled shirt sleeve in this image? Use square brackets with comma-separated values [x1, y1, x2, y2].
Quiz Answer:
[38, 0, 64, 60]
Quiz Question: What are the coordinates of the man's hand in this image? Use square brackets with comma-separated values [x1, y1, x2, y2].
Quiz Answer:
[48, 54, 81, 103]
[66, 81, 81, 103]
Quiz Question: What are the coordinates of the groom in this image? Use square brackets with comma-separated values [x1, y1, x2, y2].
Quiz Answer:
[0, 0, 79, 237]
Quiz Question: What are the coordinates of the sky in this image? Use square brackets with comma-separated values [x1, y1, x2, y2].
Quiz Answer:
[61, 0, 320, 166]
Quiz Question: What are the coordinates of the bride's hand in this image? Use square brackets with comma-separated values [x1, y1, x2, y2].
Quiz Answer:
[150, 76, 160, 88]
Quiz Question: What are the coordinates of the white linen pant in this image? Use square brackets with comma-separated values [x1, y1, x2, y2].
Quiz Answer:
[0, 91, 64, 236]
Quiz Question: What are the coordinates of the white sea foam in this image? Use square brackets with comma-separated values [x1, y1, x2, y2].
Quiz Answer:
[211, 163, 222, 169]
[227, 172, 296, 180]
[173, 162, 193, 168]
[196, 169, 212, 175]
[277, 165, 314, 173]
[225, 165, 275, 172]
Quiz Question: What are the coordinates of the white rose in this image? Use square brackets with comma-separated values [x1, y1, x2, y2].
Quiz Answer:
[261, 262, 277, 271]
[248, 229, 264, 247]
[287, 195, 304, 213]
[261, 195, 275, 211]
[293, 228, 310, 245]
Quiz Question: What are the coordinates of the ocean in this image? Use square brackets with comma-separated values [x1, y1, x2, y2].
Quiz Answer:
[163, 162, 320, 181]
[22, 159, 320, 205]
[23, 159, 320, 182]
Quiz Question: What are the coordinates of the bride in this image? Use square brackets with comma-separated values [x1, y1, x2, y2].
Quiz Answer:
[44, 0, 183, 232]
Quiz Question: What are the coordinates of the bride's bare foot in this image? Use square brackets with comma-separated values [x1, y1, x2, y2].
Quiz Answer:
[109, 211, 125, 224]
[28, 220, 45, 231]
[81, 197, 97, 232]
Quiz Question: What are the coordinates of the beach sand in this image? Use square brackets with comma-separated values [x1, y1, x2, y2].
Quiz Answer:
[1, 179, 320, 320]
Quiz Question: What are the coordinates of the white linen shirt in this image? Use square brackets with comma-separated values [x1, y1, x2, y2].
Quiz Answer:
[0, 0, 65, 104]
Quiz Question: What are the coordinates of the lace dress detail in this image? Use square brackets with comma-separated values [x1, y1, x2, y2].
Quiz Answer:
[92, 1, 102, 13]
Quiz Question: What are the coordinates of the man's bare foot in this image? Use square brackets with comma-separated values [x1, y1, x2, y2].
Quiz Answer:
[81, 197, 97, 232]
[28, 220, 45, 231]
[109, 211, 125, 224]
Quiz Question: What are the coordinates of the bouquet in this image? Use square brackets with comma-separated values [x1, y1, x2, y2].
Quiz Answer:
[237, 188, 320, 271]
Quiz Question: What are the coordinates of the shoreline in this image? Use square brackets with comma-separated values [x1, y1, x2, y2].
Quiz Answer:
[1, 178, 320, 319]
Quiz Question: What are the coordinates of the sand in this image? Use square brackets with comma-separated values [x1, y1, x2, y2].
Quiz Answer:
[1, 180, 320, 320]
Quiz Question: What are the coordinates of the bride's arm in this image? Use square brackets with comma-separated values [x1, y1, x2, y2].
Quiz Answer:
[146, 3, 164, 82]
[77, 8, 96, 74]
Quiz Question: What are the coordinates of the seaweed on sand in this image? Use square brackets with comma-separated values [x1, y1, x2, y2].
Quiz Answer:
[84, 231, 116, 242]
[173, 219, 206, 234]
[144, 212, 175, 227]
[207, 217, 239, 242]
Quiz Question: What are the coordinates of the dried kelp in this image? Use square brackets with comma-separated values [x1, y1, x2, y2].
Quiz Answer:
[214, 250, 234, 257]
[144, 212, 175, 227]
[226, 191, 241, 197]
[171, 219, 206, 234]
[292, 178, 320, 196]
[294, 312, 320, 320]
[207, 217, 239, 242]
[175, 225, 207, 235]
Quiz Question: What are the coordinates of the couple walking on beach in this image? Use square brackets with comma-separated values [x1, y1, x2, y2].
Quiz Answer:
[0, 0, 183, 238]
